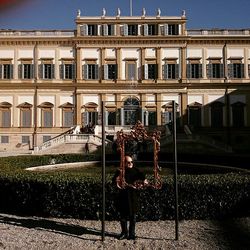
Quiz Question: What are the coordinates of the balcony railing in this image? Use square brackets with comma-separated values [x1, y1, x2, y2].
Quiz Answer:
[0, 30, 75, 37]
[188, 29, 250, 36]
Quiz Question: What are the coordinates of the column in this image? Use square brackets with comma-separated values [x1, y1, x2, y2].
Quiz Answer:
[180, 93, 188, 126]
[181, 46, 187, 80]
[156, 93, 162, 125]
[116, 48, 122, 81]
[76, 47, 81, 80]
[156, 47, 162, 80]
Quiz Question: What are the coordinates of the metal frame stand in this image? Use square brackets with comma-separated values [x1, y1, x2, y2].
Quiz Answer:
[101, 100, 179, 241]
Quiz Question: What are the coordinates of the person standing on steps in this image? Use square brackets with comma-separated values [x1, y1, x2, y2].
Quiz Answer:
[113, 155, 148, 240]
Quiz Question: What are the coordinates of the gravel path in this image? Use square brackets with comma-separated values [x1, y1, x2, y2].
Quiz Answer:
[0, 213, 249, 250]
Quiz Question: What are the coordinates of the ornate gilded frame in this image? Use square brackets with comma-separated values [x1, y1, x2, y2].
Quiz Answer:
[116, 121, 162, 189]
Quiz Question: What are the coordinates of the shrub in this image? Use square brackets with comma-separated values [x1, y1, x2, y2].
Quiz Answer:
[0, 155, 249, 220]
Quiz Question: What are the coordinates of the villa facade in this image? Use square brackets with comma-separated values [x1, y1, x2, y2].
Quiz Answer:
[0, 9, 250, 152]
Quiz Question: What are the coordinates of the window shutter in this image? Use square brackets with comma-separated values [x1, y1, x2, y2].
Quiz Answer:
[80, 24, 88, 36]
[220, 64, 224, 78]
[0, 65, 2, 79]
[82, 112, 88, 126]
[94, 64, 99, 79]
[38, 64, 43, 79]
[155, 64, 158, 79]
[122, 24, 128, 36]
[9, 64, 13, 79]
[240, 64, 244, 78]
[51, 64, 55, 79]
[144, 64, 148, 80]
[103, 24, 108, 36]
[187, 64, 191, 78]
[18, 64, 23, 79]
[31, 64, 34, 78]
[206, 64, 212, 78]
[22, 110, 31, 127]
[96, 25, 100, 36]
[128, 63, 136, 80]
[198, 64, 202, 78]
[114, 64, 118, 79]
[248, 64, 250, 77]
[2, 110, 11, 127]
[143, 24, 148, 36]
[228, 64, 233, 78]
[83, 64, 88, 79]
[104, 64, 108, 79]
[175, 64, 179, 79]
[163, 24, 168, 35]
[111, 24, 116, 35]
[162, 65, 167, 79]
[72, 64, 76, 79]
[44, 111, 53, 127]
[59, 64, 64, 79]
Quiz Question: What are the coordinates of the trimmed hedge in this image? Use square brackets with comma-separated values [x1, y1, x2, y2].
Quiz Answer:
[0, 154, 249, 220]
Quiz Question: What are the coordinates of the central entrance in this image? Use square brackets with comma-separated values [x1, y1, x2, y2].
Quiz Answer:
[124, 97, 140, 125]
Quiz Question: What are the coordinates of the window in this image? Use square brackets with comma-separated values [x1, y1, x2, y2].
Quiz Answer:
[104, 64, 117, 80]
[228, 63, 244, 78]
[22, 136, 30, 144]
[207, 63, 224, 78]
[0, 102, 11, 128]
[60, 102, 74, 127]
[0, 109, 11, 127]
[18, 62, 34, 79]
[188, 102, 202, 128]
[0, 64, 13, 79]
[144, 64, 157, 80]
[43, 109, 53, 127]
[232, 102, 245, 127]
[126, 61, 137, 80]
[168, 24, 179, 35]
[39, 61, 55, 79]
[162, 63, 179, 79]
[1, 136, 9, 143]
[143, 24, 158, 35]
[63, 109, 74, 127]
[122, 24, 138, 36]
[148, 111, 157, 125]
[38, 102, 54, 128]
[187, 61, 202, 79]
[21, 109, 32, 127]
[162, 24, 179, 35]
[102, 24, 116, 36]
[83, 64, 99, 80]
[60, 62, 75, 80]
[107, 111, 116, 125]
[18, 102, 32, 128]
[210, 102, 224, 128]
[80, 24, 98, 36]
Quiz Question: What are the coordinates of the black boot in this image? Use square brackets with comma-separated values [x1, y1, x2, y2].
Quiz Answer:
[128, 217, 136, 240]
[118, 220, 128, 240]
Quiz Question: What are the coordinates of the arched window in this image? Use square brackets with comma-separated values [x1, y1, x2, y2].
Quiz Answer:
[17, 102, 32, 127]
[231, 102, 245, 127]
[38, 102, 54, 127]
[123, 97, 140, 125]
[188, 102, 202, 128]
[210, 101, 224, 128]
[59, 102, 74, 127]
[81, 102, 98, 126]
[0, 102, 12, 128]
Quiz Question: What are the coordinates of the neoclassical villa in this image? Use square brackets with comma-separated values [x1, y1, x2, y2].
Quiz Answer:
[0, 8, 250, 153]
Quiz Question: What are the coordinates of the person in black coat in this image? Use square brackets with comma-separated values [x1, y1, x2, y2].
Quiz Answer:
[113, 155, 148, 240]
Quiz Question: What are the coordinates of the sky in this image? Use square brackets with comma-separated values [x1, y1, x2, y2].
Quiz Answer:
[0, 0, 250, 30]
